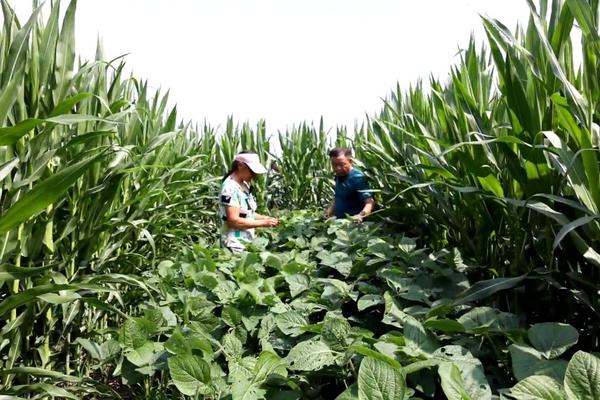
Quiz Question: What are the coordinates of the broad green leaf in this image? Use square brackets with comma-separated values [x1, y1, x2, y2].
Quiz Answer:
[100, 340, 121, 361]
[433, 346, 491, 400]
[357, 294, 384, 311]
[438, 362, 471, 400]
[157, 260, 175, 278]
[285, 339, 337, 371]
[317, 250, 352, 276]
[126, 342, 157, 367]
[366, 237, 395, 258]
[231, 380, 266, 400]
[159, 306, 178, 327]
[121, 318, 157, 349]
[510, 375, 566, 400]
[168, 354, 211, 396]
[254, 351, 287, 382]
[336, 383, 359, 400]
[564, 351, 600, 400]
[322, 313, 351, 351]
[274, 311, 308, 337]
[403, 315, 439, 357]
[222, 333, 244, 361]
[76, 338, 101, 360]
[222, 305, 243, 327]
[458, 307, 521, 333]
[380, 270, 430, 304]
[403, 359, 441, 375]
[165, 328, 191, 355]
[382, 291, 408, 328]
[285, 274, 310, 297]
[229, 356, 256, 383]
[510, 344, 568, 382]
[358, 357, 406, 400]
[262, 252, 283, 270]
[528, 323, 579, 359]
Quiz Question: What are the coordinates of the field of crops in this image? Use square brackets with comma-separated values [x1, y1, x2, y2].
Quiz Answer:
[1, 0, 600, 399]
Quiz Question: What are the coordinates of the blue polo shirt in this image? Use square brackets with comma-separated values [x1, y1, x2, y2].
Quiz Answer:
[334, 168, 372, 218]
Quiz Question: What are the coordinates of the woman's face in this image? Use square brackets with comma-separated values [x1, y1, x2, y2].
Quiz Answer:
[238, 163, 255, 182]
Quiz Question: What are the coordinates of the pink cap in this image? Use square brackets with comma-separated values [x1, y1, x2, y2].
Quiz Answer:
[234, 153, 268, 174]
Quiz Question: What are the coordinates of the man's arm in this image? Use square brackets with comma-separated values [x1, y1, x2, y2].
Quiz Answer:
[324, 201, 335, 219]
[354, 197, 375, 221]
[352, 172, 375, 222]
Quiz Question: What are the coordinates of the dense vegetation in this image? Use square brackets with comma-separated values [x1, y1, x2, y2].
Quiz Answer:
[0, 0, 599, 399]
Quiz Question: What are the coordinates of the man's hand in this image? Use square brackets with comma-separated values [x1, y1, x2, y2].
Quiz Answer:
[352, 210, 367, 223]
[351, 214, 364, 223]
[324, 205, 334, 220]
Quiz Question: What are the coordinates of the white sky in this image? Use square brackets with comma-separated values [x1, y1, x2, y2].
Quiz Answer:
[14, 0, 531, 133]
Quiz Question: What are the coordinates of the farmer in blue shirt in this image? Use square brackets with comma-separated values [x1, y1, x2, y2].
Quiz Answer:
[324, 148, 375, 222]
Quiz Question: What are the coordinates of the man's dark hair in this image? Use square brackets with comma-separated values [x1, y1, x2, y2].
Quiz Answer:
[328, 148, 352, 158]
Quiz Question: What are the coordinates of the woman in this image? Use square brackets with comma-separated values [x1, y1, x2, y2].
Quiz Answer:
[219, 152, 279, 252]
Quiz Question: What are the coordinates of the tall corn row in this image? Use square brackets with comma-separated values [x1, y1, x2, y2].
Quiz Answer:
[0, 1, 216, 396]
[351, 0, 600, 337]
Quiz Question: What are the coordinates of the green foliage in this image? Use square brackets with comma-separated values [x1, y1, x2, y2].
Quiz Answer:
[25, 212, 576, 399]
[1, 0, 600, 399]
[357, 357, 406, 400]
[506, 350, 600, 400]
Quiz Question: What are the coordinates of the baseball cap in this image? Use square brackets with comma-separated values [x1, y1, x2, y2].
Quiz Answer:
[234, 152, 268, 174]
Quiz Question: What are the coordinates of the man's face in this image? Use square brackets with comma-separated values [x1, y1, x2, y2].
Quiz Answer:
[330, 154, 353, 177]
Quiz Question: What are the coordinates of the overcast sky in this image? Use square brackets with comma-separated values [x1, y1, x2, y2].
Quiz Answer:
[14, 1, 531, 132]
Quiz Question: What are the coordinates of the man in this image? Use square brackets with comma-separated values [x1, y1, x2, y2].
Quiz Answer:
[324, 148, 375, 222]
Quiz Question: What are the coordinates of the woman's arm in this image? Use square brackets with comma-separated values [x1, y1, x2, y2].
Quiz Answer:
[255, 213, 279, 226]
[226, 207, 277, 229]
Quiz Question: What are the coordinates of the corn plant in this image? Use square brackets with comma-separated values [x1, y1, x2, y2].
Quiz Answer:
[0, 1, 217, 396]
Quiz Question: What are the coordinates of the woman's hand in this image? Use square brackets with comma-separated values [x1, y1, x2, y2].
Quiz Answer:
[262, 217, 279, 227]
